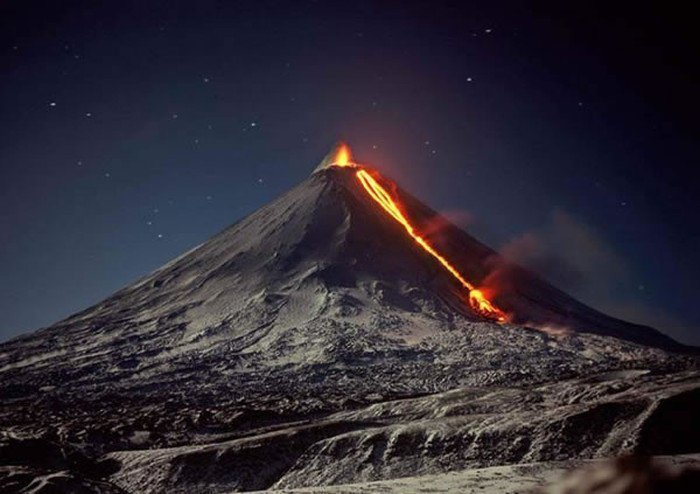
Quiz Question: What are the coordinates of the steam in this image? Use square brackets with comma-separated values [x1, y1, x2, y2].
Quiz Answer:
[488, 210, 628, 301]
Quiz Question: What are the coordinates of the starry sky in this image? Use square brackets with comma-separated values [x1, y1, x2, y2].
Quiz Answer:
[1, 1, 698, 344]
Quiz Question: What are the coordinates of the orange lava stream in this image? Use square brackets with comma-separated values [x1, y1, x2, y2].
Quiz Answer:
[332, 145, 506, 322]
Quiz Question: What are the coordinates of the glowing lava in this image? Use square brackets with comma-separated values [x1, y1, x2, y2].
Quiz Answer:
[333, 146, 507, 322]
[335, 144, 351, 167]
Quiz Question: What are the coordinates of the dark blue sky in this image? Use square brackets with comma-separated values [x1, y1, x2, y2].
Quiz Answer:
[1, 1, 698, 344]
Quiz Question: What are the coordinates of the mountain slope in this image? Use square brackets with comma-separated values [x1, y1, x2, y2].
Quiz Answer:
[0, 155, 687, 382]
[0, 147, 697, 492]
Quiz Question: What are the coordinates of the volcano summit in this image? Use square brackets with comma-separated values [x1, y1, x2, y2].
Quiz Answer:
[1, 145, 698, 493]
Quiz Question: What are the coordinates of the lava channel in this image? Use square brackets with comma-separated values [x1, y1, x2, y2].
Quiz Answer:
[333, 144, 507, 322]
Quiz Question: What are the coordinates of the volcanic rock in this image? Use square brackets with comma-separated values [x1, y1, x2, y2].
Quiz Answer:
[1, 146, 697, 492]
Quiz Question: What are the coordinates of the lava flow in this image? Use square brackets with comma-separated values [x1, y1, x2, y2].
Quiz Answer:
[333, 144, 507, 322]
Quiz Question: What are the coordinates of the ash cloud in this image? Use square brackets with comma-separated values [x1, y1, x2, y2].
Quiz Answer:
[485, 210, 695, 343]
[496, 210, 628, 301]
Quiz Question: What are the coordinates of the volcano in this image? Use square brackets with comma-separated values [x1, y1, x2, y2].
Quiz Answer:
[1, 145, 698, 493]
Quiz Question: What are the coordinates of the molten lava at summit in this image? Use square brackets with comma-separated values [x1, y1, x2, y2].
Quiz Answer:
[335, 144, 351, 167]
[331, 145, 507, 322]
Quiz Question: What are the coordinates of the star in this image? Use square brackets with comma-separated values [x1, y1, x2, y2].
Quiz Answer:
[157, 233, 163, 239]
[257, 178, 264, 184]
[250, 122, 257, 127]
[203, 77, 210, 83]
[104, 172, 111, 178]
[172, 113, 178, 119]
[466, 77, 473, 82]
[85, 112, 92, 117]
[49, 102, 57, 107]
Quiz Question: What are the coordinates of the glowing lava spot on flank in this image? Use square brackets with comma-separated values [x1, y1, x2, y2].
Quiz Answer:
[333, 146, 507, 322]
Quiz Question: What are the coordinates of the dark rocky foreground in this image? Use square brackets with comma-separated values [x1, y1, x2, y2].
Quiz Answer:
[2, 331, 698, 492]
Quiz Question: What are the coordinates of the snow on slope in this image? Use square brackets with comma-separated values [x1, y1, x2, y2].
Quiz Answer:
[0, 149, 698, 492]
[0, 162, 688, 387]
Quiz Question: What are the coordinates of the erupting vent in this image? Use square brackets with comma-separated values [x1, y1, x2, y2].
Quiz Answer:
[331, 144, 507, 322]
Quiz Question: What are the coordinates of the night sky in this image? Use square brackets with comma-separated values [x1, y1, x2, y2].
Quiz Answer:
[1, 1, 698, 344]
